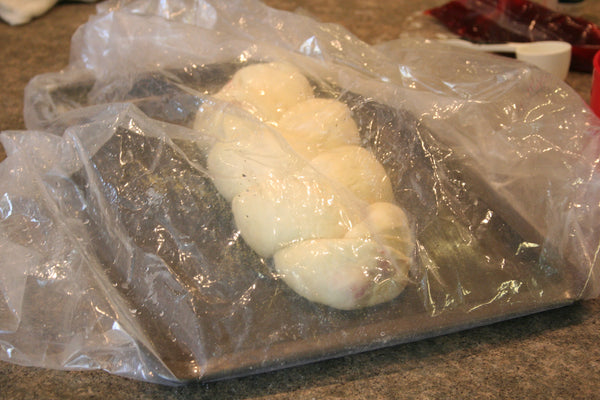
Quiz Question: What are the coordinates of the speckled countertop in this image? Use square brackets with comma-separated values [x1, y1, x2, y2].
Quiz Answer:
[1, 1, 600, 399]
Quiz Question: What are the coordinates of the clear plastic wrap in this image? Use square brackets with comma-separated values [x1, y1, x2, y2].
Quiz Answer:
[2, 0, 600, 385]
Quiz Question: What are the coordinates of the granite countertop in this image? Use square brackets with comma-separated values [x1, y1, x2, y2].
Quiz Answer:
[1, 1, 600, 399]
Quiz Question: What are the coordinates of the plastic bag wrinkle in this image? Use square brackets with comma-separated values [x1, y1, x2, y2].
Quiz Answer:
[0, 135, 179, 383]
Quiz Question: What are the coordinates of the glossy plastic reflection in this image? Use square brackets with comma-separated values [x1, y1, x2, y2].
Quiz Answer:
[1, 0, 599, 385]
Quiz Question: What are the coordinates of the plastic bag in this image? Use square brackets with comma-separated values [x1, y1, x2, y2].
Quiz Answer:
[425, 0, 600, 72]
[2, 0, 600, 384]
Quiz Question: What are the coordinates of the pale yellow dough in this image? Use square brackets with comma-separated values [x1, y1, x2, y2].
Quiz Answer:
[278, 98, 361, 158]
[231, 174, 356, 258]
[307, 145, 395, 204]
[200, 62, 413, 310]
[273, 237, 410, 310]
[215, 62, 314, 122]
[206, 114, 302, 201]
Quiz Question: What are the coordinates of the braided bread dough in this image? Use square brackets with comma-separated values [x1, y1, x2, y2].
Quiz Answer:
[198, 62, 413, 309]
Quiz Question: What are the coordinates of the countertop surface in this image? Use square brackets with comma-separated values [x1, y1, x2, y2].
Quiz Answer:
[2, 1, 600, 399]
